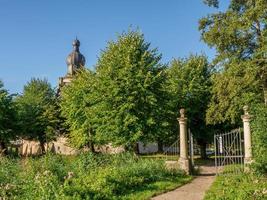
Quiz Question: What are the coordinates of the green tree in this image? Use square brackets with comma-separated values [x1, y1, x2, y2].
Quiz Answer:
[206, 61, 261, 125]
[0, 80, 17, 154]
[200, 0, 267, 124]
[94, 30, 167, 151]
[60, 69, 98, 151]
[16, 78, 58, 153]
[166, 55, 213, 158]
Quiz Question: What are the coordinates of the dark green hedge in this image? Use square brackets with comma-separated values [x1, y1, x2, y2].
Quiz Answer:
[251, 104, 267, 174]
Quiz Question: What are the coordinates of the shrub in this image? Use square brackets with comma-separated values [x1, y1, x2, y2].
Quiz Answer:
[251, 104, 267, 174]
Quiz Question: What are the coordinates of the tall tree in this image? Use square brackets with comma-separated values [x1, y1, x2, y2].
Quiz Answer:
[166, 55, 213, 158]
[94, 30, 167, 151]
[200, 0, 267, 124]
[60, 69, 98, 151]
[0, 80, 17, 154]
[16, 78, 58, 153]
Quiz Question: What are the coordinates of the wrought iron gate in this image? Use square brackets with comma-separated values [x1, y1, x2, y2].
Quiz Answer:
[214, 128, 244, 175]
[163, 139, 179, 160]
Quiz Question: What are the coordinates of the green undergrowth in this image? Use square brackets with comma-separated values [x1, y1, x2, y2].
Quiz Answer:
[140, 154, 179, 161]
[0, 153, 191, 199]
[251, 104, 267, 174]
[204, 173, 267, 200]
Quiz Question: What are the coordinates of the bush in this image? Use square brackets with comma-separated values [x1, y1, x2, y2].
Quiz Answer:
[251, 104, 267, 174]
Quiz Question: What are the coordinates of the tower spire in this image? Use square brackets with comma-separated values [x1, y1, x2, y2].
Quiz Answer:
[66, 38, 85, 75]
[57, 39, 86, 96]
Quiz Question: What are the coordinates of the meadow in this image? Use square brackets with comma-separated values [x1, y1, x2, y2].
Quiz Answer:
[0, 153, 191, 200]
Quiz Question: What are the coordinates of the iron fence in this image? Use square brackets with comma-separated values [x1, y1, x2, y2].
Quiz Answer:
[214, 128, 244, 175]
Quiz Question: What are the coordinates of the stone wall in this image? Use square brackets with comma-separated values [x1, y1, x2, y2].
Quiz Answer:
[17, 138, 168, 156]
[18, 137, 125, 156]
[19, 137, 79, 156]
[94, 143, 125, 154]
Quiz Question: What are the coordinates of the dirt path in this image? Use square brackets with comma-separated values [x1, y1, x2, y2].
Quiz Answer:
[151, 165, 216, 200]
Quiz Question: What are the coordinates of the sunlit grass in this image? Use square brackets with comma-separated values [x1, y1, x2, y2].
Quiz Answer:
[0, 153, 192, 199]
[204, 173, 267, 200]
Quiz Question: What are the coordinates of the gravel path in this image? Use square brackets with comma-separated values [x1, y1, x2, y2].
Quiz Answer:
[151, 165, 216, 200]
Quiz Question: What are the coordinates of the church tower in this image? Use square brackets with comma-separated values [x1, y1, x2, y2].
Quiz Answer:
[58, 38, 86, 94]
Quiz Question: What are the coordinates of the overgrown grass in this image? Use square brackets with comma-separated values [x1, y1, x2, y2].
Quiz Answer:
[0, 153, 191, 199]
[140, 154, 179, 161]
[204, 173, 267, 200]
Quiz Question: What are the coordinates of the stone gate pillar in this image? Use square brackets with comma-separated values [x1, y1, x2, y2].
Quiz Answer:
[241, 105, 252, 166]
[178, 108, 190, 174]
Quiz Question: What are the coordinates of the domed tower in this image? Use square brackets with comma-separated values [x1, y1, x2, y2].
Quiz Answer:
[58, 38, 86, 95]
[66, 38, 86, 76]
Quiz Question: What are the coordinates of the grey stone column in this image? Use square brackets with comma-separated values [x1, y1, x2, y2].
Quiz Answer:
[241, 105, 252, 166]
[178, 109, 190, 174]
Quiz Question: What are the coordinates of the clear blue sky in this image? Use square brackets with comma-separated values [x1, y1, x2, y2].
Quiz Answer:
[0, 0, 229, 94]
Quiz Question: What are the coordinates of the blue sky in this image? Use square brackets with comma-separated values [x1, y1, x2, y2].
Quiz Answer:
[0, 0, 229, 94]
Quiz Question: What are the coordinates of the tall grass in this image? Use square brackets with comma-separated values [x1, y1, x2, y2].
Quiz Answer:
[0, 153, 190, 199]
[204, 173, 267, 200]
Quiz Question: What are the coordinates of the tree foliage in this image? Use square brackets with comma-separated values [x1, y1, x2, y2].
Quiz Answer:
[0, 80, 16, 152]
[60, 30, 168, 150]
[16, 78, 58, 152]
[94, 30, 167, 149]
[60, 70, 98, 150]
[166, 55, 213, 157]
[206, 61, 261, 124]
[200, 0, 267, 124]
[203, 0, 219, 8]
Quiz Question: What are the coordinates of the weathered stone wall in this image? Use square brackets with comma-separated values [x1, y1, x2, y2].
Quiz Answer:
[48, 137, 80, 155]
[19, 137, 79, 156]
[16, 137, 179, 156]
[18, 137, 126, 156]
[20, 140, 42, 156]
[18, 138, 172, 156]
[94, 143, 125, 154]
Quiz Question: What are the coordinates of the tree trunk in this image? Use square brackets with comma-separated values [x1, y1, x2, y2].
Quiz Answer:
[87, 129, 95, 153]
[200, 142, 207, 159]
[40, 141, 46, 154]
[0, 141, 7, 155]
[90, 141, 95, 153]
[134, 142, 140, 155]
[86, 141, 95, 153]
[264, 79, 267, 106]
[157, 139, 164, 153]
[264, 89, 267, 106]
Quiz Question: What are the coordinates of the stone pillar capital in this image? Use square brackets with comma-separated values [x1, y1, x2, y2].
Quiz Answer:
[241, 105, 252, 122]
[180, 108, 185, 118]
[177, 108, 187, 124]
[241, 114, 251, 122]
[177, 117, 187, 124]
